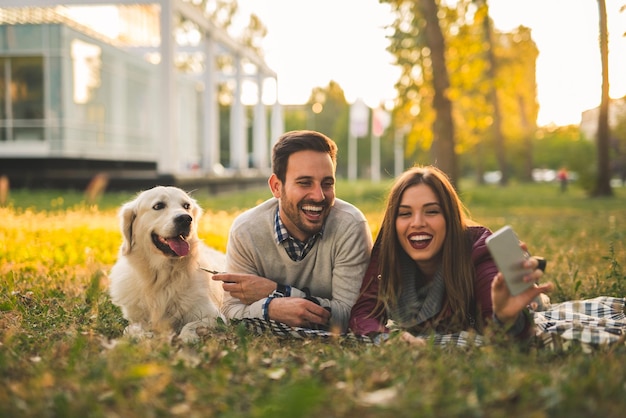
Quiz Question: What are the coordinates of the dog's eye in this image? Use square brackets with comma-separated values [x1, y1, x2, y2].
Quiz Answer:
[182, 202, 191, 210]
[153, 202, 165, 210]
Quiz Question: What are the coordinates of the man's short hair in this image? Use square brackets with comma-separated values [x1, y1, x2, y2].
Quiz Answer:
[272, 130, 338, 182]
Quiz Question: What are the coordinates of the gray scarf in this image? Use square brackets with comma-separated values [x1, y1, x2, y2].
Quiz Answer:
[388, 251, 445, 330]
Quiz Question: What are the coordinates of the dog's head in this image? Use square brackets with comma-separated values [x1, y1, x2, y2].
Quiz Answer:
[119, 186, 202, 258]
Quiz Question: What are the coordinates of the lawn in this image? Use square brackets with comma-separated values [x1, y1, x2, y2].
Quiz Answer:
[1, 179, 625, 417]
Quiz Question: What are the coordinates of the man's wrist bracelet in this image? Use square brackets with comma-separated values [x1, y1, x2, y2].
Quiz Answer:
[269, 283, 290, 298]
[262, 297, 273, 321]
[492, 312, 506, 327]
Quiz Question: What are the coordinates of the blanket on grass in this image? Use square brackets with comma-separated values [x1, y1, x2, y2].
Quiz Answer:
[235, 296, 625, 351]
[533, 296, 625, 352]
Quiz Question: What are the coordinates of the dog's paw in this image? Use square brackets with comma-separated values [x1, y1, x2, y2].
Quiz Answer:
[179, 320, 216, 343]
[178, 324, 201, 343]
[124, 323, 154, 340]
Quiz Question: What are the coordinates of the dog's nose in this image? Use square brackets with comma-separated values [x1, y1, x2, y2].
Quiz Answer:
[174, 214, 192, 227]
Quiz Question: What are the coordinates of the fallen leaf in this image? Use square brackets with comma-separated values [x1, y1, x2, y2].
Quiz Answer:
[266, 368, 286, 380]
[357, 386, 398, 407]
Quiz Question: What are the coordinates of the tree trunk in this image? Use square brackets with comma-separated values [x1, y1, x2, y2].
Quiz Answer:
[593, 0, 613, 196]
[418, 0, 458, 186]
[475, 135, 486, 184]
[518, 95, 534, 182]
[478, 0, 507, 185]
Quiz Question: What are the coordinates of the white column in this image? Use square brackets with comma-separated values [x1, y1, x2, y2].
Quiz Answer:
[157, 0, 178, 174]
[229, 55, 247, 170]
[202, 36, 220, 174]
[252, 71, 267, 170]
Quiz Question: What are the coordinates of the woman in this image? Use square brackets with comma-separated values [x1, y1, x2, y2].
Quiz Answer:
[349, 165, 553, 342]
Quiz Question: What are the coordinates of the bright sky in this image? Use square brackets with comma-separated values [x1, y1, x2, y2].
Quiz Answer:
[236, 0, 626, 127]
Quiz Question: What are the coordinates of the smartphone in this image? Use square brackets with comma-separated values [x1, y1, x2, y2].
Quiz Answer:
[485, 225, 534, 295]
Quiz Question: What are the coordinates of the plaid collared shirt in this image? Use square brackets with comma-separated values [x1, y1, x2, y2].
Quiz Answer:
[274, 207, 323, 261]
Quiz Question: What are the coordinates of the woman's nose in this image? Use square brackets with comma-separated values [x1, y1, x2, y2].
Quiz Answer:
[411, 213, 424, 226]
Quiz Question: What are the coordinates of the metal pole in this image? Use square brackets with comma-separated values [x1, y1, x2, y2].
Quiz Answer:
[394, 128, 404, 177]
[348, 133, 357, 181]
[371, 134, 380, 182]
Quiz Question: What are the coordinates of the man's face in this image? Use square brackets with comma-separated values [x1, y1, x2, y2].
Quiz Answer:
[269, 150, 336, 242]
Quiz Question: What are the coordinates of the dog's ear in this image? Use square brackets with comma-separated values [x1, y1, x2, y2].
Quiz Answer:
[119, 201, 136, 255]
[186, 191, 202, 222]
[191, 198, 202, 222]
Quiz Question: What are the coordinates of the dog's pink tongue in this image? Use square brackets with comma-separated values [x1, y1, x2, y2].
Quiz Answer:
[168, 237, 190, 257]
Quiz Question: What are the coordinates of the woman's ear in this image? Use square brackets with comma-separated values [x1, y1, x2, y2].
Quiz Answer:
[119, 202, 136, 255]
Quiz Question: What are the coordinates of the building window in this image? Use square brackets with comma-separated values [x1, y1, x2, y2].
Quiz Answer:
[0, 56, 44, 141]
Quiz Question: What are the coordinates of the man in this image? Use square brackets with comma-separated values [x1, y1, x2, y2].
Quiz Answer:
[213, 130, 373, 332]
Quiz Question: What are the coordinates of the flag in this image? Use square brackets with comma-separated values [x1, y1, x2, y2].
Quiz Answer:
[349, 98, 369, 137]
[372, 107, 390, 137]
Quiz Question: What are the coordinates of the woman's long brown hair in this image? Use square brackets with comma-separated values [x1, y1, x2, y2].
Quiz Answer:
[374, 165, 479, 332]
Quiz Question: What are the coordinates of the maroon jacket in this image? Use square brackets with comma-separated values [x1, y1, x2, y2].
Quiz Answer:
[349, 226, 498, 336]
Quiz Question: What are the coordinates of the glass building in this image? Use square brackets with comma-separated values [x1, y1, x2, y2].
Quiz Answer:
[0, 1, 282, 189]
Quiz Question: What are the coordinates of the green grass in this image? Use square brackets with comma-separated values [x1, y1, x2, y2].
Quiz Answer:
[1, 180, 625, 417]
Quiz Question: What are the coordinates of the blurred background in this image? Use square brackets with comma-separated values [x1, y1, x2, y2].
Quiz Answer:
[0, 0, 624, 197]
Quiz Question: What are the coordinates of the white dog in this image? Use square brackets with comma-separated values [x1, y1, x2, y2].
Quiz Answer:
[109, 186, 226, 342]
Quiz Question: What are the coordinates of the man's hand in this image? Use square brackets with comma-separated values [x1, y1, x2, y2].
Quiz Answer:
[213, 273, 276, 305]
[267, 297, 331, 328]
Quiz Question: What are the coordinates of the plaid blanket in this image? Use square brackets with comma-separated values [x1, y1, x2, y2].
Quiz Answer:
[234, 318, 375, 344]
[533, 296, 626, 352]
[235, 317, 484, 347]
[235, 296, 626, 351]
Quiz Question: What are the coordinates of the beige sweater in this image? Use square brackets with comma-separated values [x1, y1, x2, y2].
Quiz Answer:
[222, 197, 373, 332]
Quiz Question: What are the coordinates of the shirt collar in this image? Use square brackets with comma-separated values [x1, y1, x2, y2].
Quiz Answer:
[273, 206, 324, 245]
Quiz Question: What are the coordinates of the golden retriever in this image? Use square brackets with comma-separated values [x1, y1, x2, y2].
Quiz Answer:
[109, 186, 225, 342]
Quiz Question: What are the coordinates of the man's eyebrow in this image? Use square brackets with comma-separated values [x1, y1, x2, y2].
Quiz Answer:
[293, 176, 335, 182]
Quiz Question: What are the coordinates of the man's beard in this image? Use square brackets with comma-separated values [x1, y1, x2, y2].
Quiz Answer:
[280, 196, 330, 239]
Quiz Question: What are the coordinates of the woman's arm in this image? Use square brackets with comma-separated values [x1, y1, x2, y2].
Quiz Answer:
[348, 244, 388, 336]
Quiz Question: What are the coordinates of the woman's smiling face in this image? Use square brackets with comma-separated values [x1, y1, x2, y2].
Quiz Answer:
[395, 183, 446, 278]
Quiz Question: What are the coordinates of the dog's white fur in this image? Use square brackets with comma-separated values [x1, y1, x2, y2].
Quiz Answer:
[109, 186, 225, 342]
